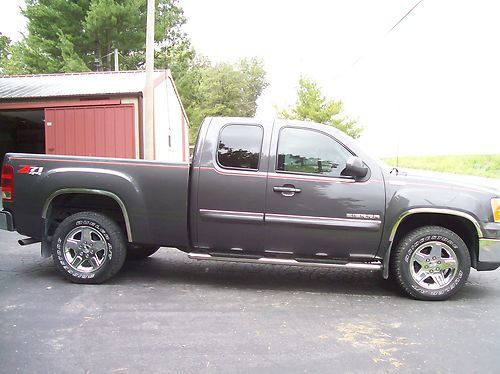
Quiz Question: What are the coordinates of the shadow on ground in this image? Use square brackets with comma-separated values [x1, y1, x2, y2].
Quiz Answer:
[14, 247, 493, 301]
[121, 252, 396, 295]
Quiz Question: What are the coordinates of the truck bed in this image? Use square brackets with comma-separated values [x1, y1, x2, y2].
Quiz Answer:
[2, 153, 190, 248]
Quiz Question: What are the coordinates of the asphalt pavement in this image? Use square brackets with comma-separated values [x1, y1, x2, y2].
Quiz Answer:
[1, 230, 499, 373]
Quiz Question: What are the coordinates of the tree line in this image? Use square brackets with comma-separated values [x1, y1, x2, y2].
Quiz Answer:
[0, 0, 360, 140]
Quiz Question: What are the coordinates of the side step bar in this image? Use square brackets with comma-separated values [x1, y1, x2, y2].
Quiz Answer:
[188, 252, 382, 270]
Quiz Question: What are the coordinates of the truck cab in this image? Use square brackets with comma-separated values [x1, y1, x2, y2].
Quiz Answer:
[190, 117, 385, 263]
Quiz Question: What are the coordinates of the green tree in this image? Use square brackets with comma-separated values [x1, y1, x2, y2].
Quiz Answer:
[3, 0, 188, 74]
[58, 32, 90, 72]
[84, 0, 146, 71]
[4, 0, 92, 74]
[0, 33, 11, 73]
[0, 33, 11, 59]
[187, 58, 268, 141]
[280, 77, 362, 138]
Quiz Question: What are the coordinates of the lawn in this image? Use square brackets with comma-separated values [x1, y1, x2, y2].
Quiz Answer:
[382, 154, 500, 179]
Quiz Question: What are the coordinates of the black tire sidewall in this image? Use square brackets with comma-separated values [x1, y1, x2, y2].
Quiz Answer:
[52, 212, 126, 283]
[397, 227, 471, 300]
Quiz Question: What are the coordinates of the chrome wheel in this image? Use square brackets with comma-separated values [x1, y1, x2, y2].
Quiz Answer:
[63, 226, 109, 273]
[410, 241, 458, 289]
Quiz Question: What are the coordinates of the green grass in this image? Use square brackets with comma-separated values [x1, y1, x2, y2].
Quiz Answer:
[382, 154, 500, 179]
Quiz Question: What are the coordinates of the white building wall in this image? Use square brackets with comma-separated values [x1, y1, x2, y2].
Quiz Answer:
[153, 73, 188, 162]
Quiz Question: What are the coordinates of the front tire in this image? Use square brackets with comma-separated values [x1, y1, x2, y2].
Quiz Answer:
[390, 226, 471, 301]
[52, 211, 127, 284]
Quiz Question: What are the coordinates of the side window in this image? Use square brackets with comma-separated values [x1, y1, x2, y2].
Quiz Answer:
[217, 124, 263, 170]
[276, 127, 352, 177]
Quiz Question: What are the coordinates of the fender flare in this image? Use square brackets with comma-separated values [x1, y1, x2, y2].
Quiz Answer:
[42, 188, 133, 242]
[382, 208, 483, 279]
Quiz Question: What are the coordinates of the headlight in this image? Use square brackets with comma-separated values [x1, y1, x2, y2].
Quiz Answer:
[492, 198, 500, 222]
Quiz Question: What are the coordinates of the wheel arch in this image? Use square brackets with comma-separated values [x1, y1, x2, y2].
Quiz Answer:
[42, 188, 132, 242]
[382, 208, 483, 278]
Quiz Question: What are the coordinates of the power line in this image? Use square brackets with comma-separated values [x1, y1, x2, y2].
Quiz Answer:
[345, 0, 425, 69]
[387, 0, 424, 34]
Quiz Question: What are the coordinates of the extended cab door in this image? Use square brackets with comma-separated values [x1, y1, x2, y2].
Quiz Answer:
[264, 122, 385, 261]
[191, 118, 272, 254]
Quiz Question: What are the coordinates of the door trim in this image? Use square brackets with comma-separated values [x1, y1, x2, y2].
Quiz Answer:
[199, 209, 264, 223]
[266, 213, 381, 230]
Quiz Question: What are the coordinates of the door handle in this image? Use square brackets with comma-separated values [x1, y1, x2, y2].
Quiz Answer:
[273, 185, 301, 196]
[273, 186, 301, 193]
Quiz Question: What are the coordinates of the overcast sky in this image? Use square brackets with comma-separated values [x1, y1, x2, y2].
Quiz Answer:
[2, 1, 499, 157]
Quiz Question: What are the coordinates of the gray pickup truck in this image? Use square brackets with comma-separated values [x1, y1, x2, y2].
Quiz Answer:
[1, 117, 499, 300]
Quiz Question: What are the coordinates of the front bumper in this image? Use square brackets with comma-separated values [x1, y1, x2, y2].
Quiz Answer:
[0, 210, 15, 231]
[479, 238, 500, 262]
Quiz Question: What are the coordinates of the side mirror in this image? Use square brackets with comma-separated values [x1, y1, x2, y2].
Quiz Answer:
[343, 156, 368, 179]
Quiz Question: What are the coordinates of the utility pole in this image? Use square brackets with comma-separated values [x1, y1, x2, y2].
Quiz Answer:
[94, 57, 101, 72]
[114, 48, 119, 72]
[144, 0, 155, 159]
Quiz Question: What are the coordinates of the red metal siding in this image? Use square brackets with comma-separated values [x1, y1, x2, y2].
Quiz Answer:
[44, 105, 135, 158]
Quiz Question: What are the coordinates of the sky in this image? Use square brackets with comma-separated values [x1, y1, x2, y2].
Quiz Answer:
[2, 0, 499, 157]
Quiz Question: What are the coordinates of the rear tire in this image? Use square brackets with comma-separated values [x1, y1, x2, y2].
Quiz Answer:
[51, 211, 127, 284]
[126, 244, 160, 260]
[390, 225, 471, 301]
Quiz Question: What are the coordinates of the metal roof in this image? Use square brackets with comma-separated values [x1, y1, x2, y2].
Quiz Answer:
[0, 70, 168, 100]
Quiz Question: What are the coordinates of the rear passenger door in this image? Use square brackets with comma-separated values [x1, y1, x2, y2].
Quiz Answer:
[193, 119, 272, 254]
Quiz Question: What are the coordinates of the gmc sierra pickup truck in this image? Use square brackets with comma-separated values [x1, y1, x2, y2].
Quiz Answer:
[1, 117, 499, 300]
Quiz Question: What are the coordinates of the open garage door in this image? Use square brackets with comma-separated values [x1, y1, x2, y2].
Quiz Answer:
[0, 110, 45, 162]
[44, 105, 136, 158]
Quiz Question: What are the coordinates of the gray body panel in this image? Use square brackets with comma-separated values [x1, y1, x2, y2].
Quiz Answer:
[192, 118, 273, 253]
[2, 154, 190, 247]
[189, 117, 386, 261]
[2, 116, 500, 271]
[263, 120, 385, 261]
[379, 170, 499, 251]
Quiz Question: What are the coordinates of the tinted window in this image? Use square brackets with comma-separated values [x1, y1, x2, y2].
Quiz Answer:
[276, 128, 352, 177]
[217, 125, 263, 170]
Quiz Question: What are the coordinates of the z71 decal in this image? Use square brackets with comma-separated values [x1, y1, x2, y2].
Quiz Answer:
[18, 165, 44, 176]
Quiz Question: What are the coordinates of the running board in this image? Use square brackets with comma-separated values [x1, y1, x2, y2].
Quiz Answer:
[188, 252, 382, 270]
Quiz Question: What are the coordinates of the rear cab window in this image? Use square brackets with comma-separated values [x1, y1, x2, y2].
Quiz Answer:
[217, 124, 263, 170]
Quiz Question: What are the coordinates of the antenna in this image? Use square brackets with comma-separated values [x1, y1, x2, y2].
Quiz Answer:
[396, 132, 400, 168]
[396, 146, 399, 168]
